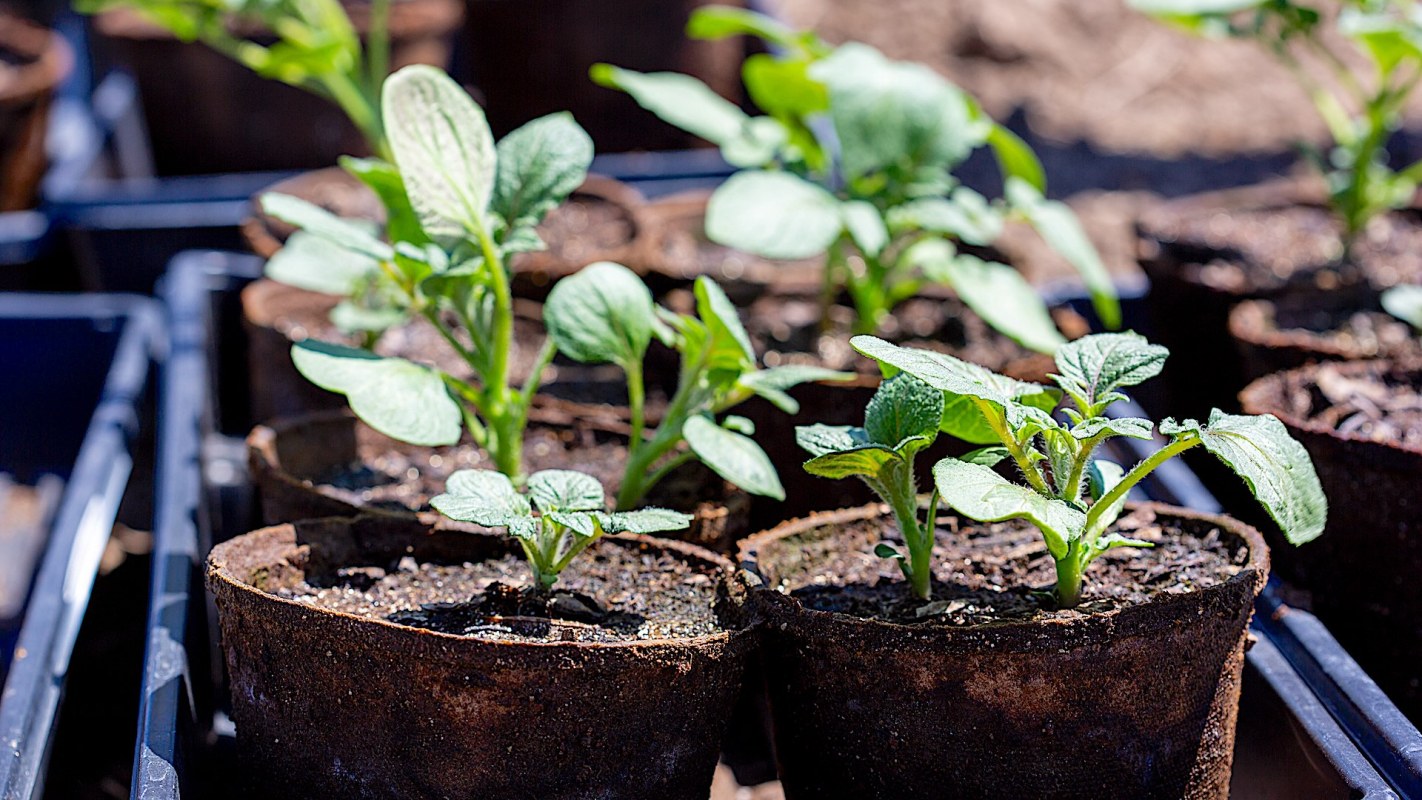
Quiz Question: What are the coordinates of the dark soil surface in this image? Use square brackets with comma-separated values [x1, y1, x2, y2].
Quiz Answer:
[524, 191, 637, 267]
[275, 539, 722, 643]
[743, 293, 1076, 376]
[762, 507, 1246, 625]
[1291, 363, 1422, 447]
[1146, 204, 1422, 294]
[311, 424, 726, 514]
[779, 0, 1407, 159]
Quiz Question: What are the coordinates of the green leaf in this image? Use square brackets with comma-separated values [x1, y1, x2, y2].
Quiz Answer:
[492, 112, 594, 230]
[739, 365, 854, 414]
[1085, 459, 1129, 539]
[865, 374, 944, 449]
[1161, 411, 1327, 545]
[291, 341, 462, 447]
[986, 123, 1045, 194]
[1381, 284, 1422, 331]
[932, 458, 1085, 559]
[330, 302, 405, 334]
[686, 5, 800, 48]
[803, 443, 903, 480]
[705, 170, 843, 259]
[1128, 0, 1263, 12]
[918, 248, 1066, 354]
[853, 336, 1058, 412]
[528, 469, 606, 512]
[383, 65, 497, 239]
[889, 191, 1003, 245]
[1341, 10, 1422, 75]
[264, 231, 378, 296]
[960, 446, 1011, 467]
[339, 156, 430, 246]
[841, 200, 889, 257]
[546, 511, 598, 537]
[430, 470, 532, 526]
[743, 54, 830, 118]
[258, 193, 393, 262]
[544, 262, 655, 368]
[1053, 332, 1169, 409]
[873, 542, 904, 560]
[590, 64, 783, 167]
[1071, 416, 1154, 441]
[695, 276, 756, 369]
[1006, 178, 1120, 330]
[796, 424, 870, 458]
[810, 43, 982, 179]
[722, 415, 755, 435]
[684, 415, 785, 499]
[598, 508, 694, 535]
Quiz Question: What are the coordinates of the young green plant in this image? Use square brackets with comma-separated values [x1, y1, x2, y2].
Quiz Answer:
[808, 332, 1328, 607]
[430, 469, 692, 591]
[77, 0, 396, 156]
[592, 5, 1119, 348]
[1132, 0, 1422, 250]
[259, 65, 593, 478]
[544, 261, 851, 509]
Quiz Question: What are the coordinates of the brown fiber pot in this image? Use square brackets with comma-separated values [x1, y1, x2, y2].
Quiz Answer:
[739, 503, 1269, 800]
[1228, 295, 1422, 385]
[241, 168, 655, 299]
[93, 0, 462, 175]
[0, 13, 70, 212]
[207, 515, 753, 799]
[247, 407, 752, 554]
[1240, 360, 1422, 721]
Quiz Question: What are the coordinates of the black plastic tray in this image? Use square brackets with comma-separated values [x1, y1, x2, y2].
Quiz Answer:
[0, 292, 160, 800]
[129, 249, 1411, 799]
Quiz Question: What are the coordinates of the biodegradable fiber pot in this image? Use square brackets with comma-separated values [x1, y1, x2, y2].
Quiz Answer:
[207, 515, 753, 799]
[1240, 360, 1422, 721]
[0, 13, 70, 212]
[93, 0, 463, 175]
[247, 407, 752, 553]
[739, 504, 1270, 800]
[1228, 294, 1422, 385]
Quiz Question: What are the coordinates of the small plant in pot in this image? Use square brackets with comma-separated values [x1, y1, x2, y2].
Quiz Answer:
[1130, 0, 1422, 412]
[741, 332, 1326, 798]
[594, 5, 1118, 362]
[207, 469, 754, 798]
[1240, 296, 1422, 722]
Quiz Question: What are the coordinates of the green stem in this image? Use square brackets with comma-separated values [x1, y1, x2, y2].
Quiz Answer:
[1053, 545, 1085, 609]
[366, 0, 391, 100]
[1084, 437, 1198, 537]
[974, 398, 1052, 495]
[520, 338, 558, 406]
[322, 71, 386, 159]
[626, 361, 647, 448]
[884, 462, 931, 601]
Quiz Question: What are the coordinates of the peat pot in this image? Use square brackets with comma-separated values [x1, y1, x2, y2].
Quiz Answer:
[1229, 293, 1422, 384]
[739, 503, 1269, 800]
[247, 408, 752, 553]
[1137, 178, 1422, 417]
[0, 12, 70, 212]
[207, 515, 753, 799]
[1240, 359, 1422, 722]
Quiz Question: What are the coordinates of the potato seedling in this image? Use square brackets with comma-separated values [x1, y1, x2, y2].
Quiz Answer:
[801, 333, 1328, 606]
[545, 262, 851, 508]
[431, 469, 692, 590]
[77, 0, 394, 157]
[592, 5, 1119, 348]
[260, 65, 593, 478]
[1132, 0, 1422, 250]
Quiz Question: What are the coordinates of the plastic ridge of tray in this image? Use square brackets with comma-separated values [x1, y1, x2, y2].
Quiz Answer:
[0, 293, 161, 800]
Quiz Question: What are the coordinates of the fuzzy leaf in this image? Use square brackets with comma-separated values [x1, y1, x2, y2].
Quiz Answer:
[291, 341, 461, 446]
[528, 469, 606, 513]
[960, 446, 1011, 467]
[264, 231, 378, 296]
[803, 443, 902, 480]
[492, 112, 594, 229]
[339, 156, 429, 246]
[916, 246, 1065, 354]
[795, 424, 870, 458]
[329, 302, 405, 334]
[598, 508, 694, 535]
[865, 374, 944, 449]
[544, 262, 654, 368]
[383, 65, 496, 239]
[695, 276, 756, 369]
[1160, 411, 1327, 545]
[1054, 332, 1168, 409]
[684, 415, 785, 499]
[1382, 284, 1422, 331]
[1071, 416, 1154, 441]
[932, 458, 1085, 559]
[706, 170, 843, 259]
[431, 470, 532, 526]
[890, 191, 1003, 245]
[259, 193, 393, 262]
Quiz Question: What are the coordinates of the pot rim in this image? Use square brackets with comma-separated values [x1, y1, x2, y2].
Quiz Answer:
[1227, 297, 1382, 360]
[208, 517, 753, 652]
[0, 14, 72, 108]
[1240, 358, 1422, 456]
[736, 501, 1270, 642]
